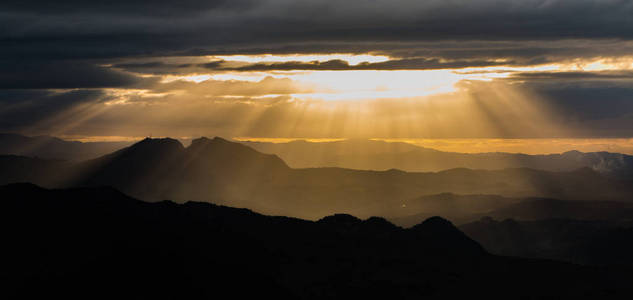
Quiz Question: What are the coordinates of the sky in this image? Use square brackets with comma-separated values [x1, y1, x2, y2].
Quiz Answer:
[2, 0, 633, 153]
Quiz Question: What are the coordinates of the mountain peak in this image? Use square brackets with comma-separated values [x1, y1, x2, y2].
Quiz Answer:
[133, 137, 184, 150]
[412, 216, 486, 254]
[562, 150, 583, 155]
[318, 213, 362, 225]
[113, 138, 184, 158]
[419, 216, 456, 228]
[182, 136, 290, 175]
[411, 216, 464, 236]
[363, 216, 399, 230]
[187, 136, 255, 155]
[188, 136, 236, 149]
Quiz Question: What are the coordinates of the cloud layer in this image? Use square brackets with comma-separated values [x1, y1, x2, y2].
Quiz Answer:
[1, 0, 632, 140]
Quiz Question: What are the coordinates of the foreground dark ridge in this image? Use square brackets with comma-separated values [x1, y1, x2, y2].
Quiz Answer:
[2, 183, 632, 299]
[461, 217, 633, 266]
[2, 136, 633, 221]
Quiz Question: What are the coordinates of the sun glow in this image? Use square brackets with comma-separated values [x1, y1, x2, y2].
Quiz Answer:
[153, 56, 633, 103]
[286, 70, 464, 101]
[46, 54, 631, 148]
[161, 74, 214, 83]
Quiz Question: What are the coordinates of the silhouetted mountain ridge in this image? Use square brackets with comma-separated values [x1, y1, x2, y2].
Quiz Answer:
[69, 136, 289, 203]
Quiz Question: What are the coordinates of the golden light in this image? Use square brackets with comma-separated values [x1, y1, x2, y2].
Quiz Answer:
[370, 138, 633, 155]
[153, 56, 633, 103]
[161, 74, 214, 83]
[102, 89, 172, 105]
[233, 137, 347, 143]
[33, 53, 633, 157]
[59, 135, 145, 143]
[286, 70, 464, 101]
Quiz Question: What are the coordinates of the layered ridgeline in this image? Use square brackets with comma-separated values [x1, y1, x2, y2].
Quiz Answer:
[1, 136, 633, 221]
[2, 183, 632, 299]
[243, 139, 633, 179]
[3, 133, 633, 178]
[0, 133, 133, 161]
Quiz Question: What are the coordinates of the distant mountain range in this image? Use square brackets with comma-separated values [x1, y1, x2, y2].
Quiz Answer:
[243, 139, 633, 179]
[0, 133, 133, 161]
[2, 136, 633, 221]
[2, 183, 632, 299]
[3, 133, 633, 179]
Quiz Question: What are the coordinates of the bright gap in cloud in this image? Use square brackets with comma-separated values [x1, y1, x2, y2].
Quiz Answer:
[287, 70, 465, 100]
[153, 57, 633, 102]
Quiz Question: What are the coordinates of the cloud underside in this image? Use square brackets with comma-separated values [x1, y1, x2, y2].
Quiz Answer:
[1, 0, 633, 139]
[3, 0, 633, 59]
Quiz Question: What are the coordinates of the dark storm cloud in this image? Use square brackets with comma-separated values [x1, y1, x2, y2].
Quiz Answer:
[1, 0, 255, 16]
[504, 72, 633, 127]
[2, 1, 633, 87]
[108, 40, 633, 75]
[1, 0, 633, 138]
[0, 60, 152, 89]
[196, 58, 509, 72]
[510, 71, 633, 80]
[383, 40, 633, 64]
[112, 61, 204, 75]
[2, 0, 633, 61]
[511, 79, 633, 137]
[112, 57, 529, 75]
